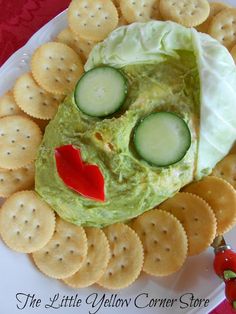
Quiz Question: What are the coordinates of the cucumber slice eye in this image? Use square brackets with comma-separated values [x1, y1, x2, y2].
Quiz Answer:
[74, 66, 128, 117]
[134, 112, 191, 167]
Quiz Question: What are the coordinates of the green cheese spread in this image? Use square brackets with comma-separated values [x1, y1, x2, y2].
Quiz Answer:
[35, 51, 200, 227]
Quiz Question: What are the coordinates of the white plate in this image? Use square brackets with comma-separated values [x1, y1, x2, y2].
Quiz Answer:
[0, 1, 236, 313]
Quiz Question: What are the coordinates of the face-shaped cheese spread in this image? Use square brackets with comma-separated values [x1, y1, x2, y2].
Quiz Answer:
[35, 50, 199, 227]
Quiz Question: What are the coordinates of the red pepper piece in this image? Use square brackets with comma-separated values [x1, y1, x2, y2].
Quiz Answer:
[214, 248, 236, 281]
[225, 280, 236, 311]
[55, 145, 105, 202]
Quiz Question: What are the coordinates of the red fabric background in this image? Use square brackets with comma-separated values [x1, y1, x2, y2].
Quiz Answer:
[210, 300, 235, 314]
[0, 1, 234, 313]
[0, 0, 70, 65]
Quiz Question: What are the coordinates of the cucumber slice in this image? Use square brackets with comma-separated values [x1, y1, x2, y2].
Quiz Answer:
[134, 112, 191, 167]
[74, 66, 128, 117]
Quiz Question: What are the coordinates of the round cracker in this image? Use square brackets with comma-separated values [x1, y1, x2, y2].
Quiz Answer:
[0, 162, 35, 198]
[68, 0, 118, 41]
[183, 176, 236, 235]
[32, 217, 87, 279]
[159, 192, 217, 256]
[159, 0, 210, 27]
[56, 28, 96, 63]
[120, 0, 161, 23]
[0, 115, 42, 169]
[0, 91, 23, 118]
[230, 44, 236, 63]
[208, 8, 236, 49]
[0, 91, 52, 132]
[132, 209, 188, 276]
[97, 223, 143, 289]
[196, 2, 230, 33]
[31, 42, 84, 95]
[0, 191, 55, 253]
[13, 73, 60, 120]
[63, 227, 110, 288]
[212, 154, 236, 189]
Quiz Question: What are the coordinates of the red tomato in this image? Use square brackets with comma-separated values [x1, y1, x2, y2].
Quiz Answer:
[214, 248, 236, 280]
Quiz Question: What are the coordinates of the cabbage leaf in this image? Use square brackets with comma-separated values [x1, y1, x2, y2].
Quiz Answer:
[86, 21, 236, 178]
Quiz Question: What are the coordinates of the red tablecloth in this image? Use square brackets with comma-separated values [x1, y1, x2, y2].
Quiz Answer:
[0, 0, 70, 65]
[0, 1, 234, 313]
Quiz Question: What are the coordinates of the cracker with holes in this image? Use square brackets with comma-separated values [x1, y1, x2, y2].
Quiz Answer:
[32, 217, 87, 279]
[68, 0, 118, 41]
[56, 28, 95, 63]
[212, 154, 236, 189]
[31, 42, 84, 95]
[159, 0, 210, 27]
[208, 8, 236, 49]
[183, 176, 236, 235]
[0, 115, 42, 169]
[0, 91, 23, 118]
[120, 0, 161, 23]
[0, 191, 55, 253]
[197, 2, 230, 33]
[132, 209, 188, 276]
[97, 223, 143, 289]
[0, 91, 51, 132]
[13, 73, 61, 120]
[231, 44, 236, 63]
[63, 227, 110, 288]
[159, 193, 217, 256]
[0, 162, 35, 197]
